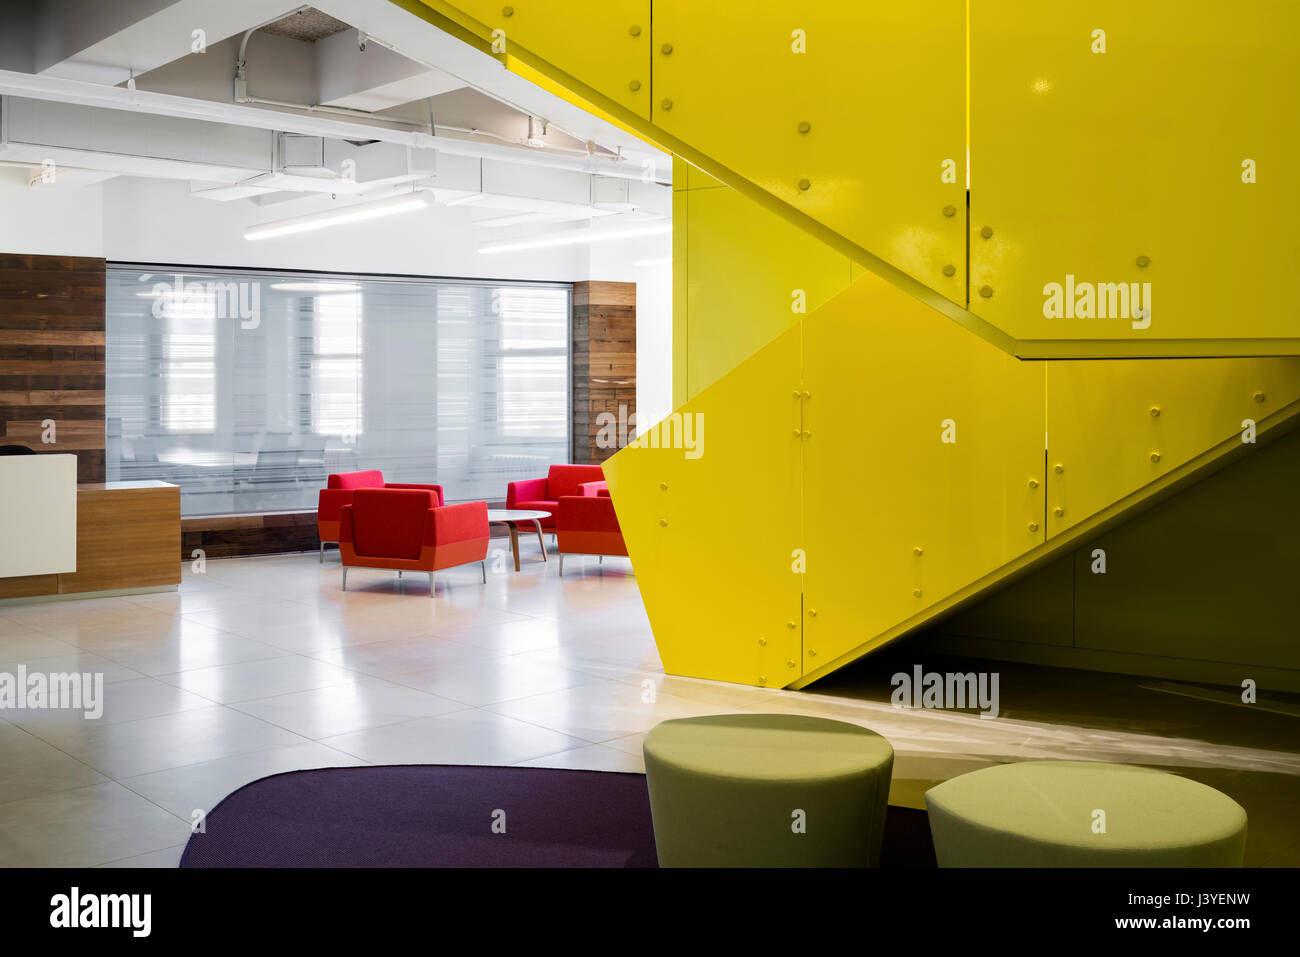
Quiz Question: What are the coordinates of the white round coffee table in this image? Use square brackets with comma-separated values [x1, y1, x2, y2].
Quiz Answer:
[487, 509, 551, 571]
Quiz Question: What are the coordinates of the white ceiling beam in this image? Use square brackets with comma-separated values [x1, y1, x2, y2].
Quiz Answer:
[33, 0, 302, 85]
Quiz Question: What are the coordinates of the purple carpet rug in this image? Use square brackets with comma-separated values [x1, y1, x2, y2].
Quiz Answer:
[180, 765, 659, 868]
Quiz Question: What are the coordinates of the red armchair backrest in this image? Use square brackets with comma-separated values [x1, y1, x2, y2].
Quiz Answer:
[350, 488, 434, 559]
[329, 469, 385, 490]
[548, 464, 605, 499]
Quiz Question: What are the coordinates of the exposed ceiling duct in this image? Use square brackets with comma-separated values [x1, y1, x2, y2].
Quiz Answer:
[0, 69, 658, 183]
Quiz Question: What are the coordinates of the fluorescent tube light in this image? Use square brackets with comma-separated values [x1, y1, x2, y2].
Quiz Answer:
[245, 192, 432, 241]
[478, 221, 670, 255]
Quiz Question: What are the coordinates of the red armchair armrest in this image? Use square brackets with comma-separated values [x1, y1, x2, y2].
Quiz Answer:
[507, 476, 549, 508]
[386, 482, 444, 506]
[577, 480, 609, 497]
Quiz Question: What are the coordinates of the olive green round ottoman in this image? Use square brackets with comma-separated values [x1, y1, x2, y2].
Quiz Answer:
[642, 713, 894, 867]
[925, 761, 1247, 867]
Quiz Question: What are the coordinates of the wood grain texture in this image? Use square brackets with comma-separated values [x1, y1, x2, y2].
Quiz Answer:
[0, 255, 106, 480]
[572, 281, 636, 466]
[59, 484, 181, 593]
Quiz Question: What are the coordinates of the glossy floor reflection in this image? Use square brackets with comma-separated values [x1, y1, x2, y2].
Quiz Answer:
[0, 545, 1295, 866]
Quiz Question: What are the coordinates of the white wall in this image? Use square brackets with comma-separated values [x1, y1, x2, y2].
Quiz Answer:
[0, 168, 105, 256]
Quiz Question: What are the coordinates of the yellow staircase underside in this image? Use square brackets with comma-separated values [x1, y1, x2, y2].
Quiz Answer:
[408, 0, 1300, 359]
[397, 0, 1300, 686]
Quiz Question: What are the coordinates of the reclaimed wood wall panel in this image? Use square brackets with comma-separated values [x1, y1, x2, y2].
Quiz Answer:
[0, 254, 107, 482]
[572, 281, 636, 466]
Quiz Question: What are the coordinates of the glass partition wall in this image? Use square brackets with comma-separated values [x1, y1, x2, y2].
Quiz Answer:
[106, 266, 571, 516]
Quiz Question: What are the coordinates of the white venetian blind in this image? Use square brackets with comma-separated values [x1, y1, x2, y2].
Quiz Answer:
[105, 267, 571, 516]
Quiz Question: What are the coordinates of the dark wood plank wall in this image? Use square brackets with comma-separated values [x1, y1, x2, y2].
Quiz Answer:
[572, 281, 636, 465]
[0, 254, 106, 482]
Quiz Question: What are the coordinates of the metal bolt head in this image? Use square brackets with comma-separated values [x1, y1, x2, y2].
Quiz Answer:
[1149, 406, 1160, 417]
[797, 121, 811, 134]
[1028, 521, 1039, 532]
[802, 390, 810, 399]
[660, 98, 673, 111]
[913, 588, 923, 598]
[629, 25, 642, 36]
[808, 649, 817, 657]
[797, 179, 811, 191]
[660, 42, 673, 54]
[659, 482, 668, 490]
[502, 5, 514, 16]
[787, 659, 796, 668]
[786, 621, 796, 629]
[808, 609, 817, 617]
[1150, 452, 1161, 463]
[942, 205, 956, 217]
[802, 430, 812, 438]
[942, 264, 956, 277]
[628, 79, 641, 91]
[1054, 464, 1065, 474]
[758, 675, 767, 685]
[978, 285, 994, 298]
[758, 637, 767, 646]
[1254, 391, 1266, 403]
[659, 519, 668, 527]
[1028, 478, 1039, 489]
[980, 225, 993, 239]
[1136, 255, 1150, 267]
[913, 546, 923, 556]
[1053, 506, 1064, 517]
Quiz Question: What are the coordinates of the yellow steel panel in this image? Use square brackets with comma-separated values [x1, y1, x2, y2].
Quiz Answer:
[439, 0, 652, 119]
[687, 186, 850, 398]
[652, 0, 966, 303]
[802, 273, 1046, 669]
[1044, 358, 1300, 536]
[971, 0, 1300, 350]
[603, 326, 803, 687]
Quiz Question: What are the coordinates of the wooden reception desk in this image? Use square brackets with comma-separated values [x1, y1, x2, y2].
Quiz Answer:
[0, 480, 181, 601]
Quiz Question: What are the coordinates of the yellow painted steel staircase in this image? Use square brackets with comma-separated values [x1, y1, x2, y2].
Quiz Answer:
[402, 0, 1300, 687]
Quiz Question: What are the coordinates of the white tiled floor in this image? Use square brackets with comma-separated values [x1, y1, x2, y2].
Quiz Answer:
[1, 545, 1297, 867]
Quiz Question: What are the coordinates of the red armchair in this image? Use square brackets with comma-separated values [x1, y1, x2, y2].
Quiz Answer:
[506, 465, 605, 531]
[556, 493, 627, 577]
[318, 469, 444, 562]
[339, 489, 488, 597]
